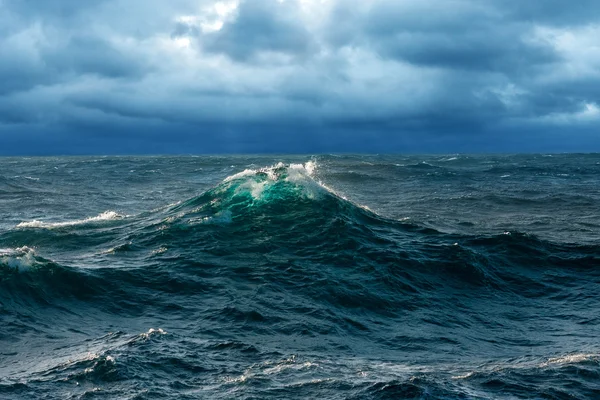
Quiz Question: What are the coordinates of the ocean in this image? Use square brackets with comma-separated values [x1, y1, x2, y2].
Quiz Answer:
[0, 154, 599, 399]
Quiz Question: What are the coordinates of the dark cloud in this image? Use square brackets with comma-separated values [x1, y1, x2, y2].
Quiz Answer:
[503, 0, 600, 25]
[372, 30, 555, 72]
[0, 0, 599, 154]
[331, 1, 558, 73]
[201, 0, 314, 61]
[45, 35, 148, 78]
[5, 0, 108, 17]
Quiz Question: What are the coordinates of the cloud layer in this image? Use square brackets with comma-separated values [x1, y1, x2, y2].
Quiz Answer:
[1, 0, 599, 154]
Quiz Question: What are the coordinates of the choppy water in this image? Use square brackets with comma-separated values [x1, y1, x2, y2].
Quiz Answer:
[1, 154, 599, 399]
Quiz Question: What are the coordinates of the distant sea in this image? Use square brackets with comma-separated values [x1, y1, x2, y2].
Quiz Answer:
[1, 154, 599, 399]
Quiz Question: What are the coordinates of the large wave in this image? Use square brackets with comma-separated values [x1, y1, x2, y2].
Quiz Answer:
[6, 161, 597, 302]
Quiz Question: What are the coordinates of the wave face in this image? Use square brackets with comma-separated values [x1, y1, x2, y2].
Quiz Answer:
[1, 154, 600, 399]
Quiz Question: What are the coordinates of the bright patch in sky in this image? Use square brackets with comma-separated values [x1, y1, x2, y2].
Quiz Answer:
[581, 103, 600, 120]
[203, 1, 239, 32]
[173, 37, 191, 48]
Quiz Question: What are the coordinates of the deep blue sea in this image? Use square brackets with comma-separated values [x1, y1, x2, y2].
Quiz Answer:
[1, 154, 599, 399]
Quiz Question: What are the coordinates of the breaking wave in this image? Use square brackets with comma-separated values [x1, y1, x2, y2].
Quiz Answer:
[17, 211, 126, 229]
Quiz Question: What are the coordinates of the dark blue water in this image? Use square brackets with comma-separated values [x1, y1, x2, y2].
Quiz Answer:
[1, 154, 599, 399]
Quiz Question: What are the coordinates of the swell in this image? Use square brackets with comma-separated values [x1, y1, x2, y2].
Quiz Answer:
[2, 159, 600, 400]
[3, 330, 598, 400]
[4, 162, 598, 317]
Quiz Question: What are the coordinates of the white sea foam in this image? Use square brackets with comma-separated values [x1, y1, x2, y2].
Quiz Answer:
[140, 328, 167, 340]
[83, 353, 116, 374]
[449, 352, 599, 382]
[0, 246, 37, 272]
[224, 161, 320, 200]
[540, 353, 597, 367]
[12, 175, 40, 181]
[151, 247, 168, 255]
[225, 161, 316, 184]
[236, 179, 269, 199]
[452, 371, 475, 380]
[224, 355, 318, 385]
[219, 160, 378, 213]
[223, 168, 263, 183]
[17, 211, 125, 229]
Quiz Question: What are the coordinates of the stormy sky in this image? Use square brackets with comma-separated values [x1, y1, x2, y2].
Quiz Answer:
[0, 0, 599, 154]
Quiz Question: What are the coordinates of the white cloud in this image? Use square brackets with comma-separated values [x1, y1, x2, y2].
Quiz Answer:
[530, 24, 600, 82]
[537, 102, 600, 125]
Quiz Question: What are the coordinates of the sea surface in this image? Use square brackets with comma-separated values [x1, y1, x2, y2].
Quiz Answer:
[0, 154, 599, 399]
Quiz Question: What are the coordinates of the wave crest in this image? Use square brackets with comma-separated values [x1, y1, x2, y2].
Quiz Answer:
[162, 160, 383, 234]
[0, 246, 38, 272]
[220, 160, 323, 200]
[16, 211, 125, 229]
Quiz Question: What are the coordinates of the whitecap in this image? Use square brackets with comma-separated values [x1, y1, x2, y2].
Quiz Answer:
[0, 246, 38, 272]
[17, 211, 125, 229]
[223, 168, 260, 183]
[540, 353, 598, 367]
[452, 371, 475, 380]
[218, 161, 378, 214]
[224, 161, 320, 200]
[140, 328, 167, 340]
[151, 247, 168, 255]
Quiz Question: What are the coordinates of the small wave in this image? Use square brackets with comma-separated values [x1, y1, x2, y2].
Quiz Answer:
[17, 211, 125, 229]
[100, 242, 134, 255]
[0, 246, 38, 272]
[11, 175, 40, 181]
[395, 161, 442, 170]
[439, 156, 459, 162]
[140, 328, 167, 339]
[453, 352, 600, 382]
[540, 353, 598, 367]
[151, 247, 168, 255]
[0, 328, 168, 378]
[224, 355, 318, 385]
